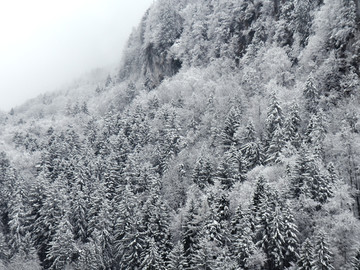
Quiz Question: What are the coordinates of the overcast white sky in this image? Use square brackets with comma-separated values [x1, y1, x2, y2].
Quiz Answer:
[0, 0, 153, 111]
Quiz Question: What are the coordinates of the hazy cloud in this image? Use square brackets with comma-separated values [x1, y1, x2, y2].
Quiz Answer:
[0, 0, 153, 111]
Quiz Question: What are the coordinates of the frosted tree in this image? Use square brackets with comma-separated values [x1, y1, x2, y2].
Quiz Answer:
[312, 231, 334, 270]
[268, 206, 286, 269]
[222, 106, 242, 149]
[140, 237, 165, 270]
[46, 214, 75, 270]
[167, 241, 187, 270]
[233, 214, 256, 269]
[284, 102, 302, 149]
[182, 199, 202, 269]
[7, 187, 27, 257]
[217, 145, 247, 189]
[283, 205, 299, 266]
[303, 75, 320, 114]
[192, 156, 214, 189]
[265, 92, 285, 164]
[297, 238, 314, 270]
[191, 236, 216, 270]
[306, 112, 326, 159]
[351, 248, 360, 270]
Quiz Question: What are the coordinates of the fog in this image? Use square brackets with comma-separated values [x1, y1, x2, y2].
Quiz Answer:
[0, 0, 153, 111]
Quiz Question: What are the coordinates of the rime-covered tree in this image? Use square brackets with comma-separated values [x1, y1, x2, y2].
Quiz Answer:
[351, 248, 360, 270]
[283, 205, 299, 266]
[140, 237, 165, 270]
[192, 156, 214, 189]
[167, 241, 187, 270]
[297, 238, 314, 270]
[217, 145, 247, 189]
[182, 199, 202, 269]
[303, 76, 320, 114]
[265, 93, 285, 164]
[222, 106, 242, 149]
[46, 214, 75, 270]
[284, 102, 302, 149]
[312, 231, 334, 270]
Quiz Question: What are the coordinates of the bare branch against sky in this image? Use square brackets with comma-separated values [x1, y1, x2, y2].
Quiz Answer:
[0, 0, 153, 111]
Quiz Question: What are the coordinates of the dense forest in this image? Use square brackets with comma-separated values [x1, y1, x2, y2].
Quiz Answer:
[1, 0, 360, 269]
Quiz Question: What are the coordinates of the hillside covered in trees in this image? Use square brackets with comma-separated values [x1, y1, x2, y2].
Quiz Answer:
[1, 0, 360, 269]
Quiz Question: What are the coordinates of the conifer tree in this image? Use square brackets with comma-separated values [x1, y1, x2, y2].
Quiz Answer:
[233, 214, 256, 269]
[140, 237, 165, 270]
[168, 242, 187, 270]
[217, 145, 247, 189]
[142, 180, 173, 262]
[268, 206, 286, 270]
[306, 112, 326, 158]
[265, 93, 285, 164]
[7, 187, 27, 257]
[74, 240, 101, 270]
[46, 214, 75, 270]
[118, 214, 146, 270]
[222, 106, 242, 149]
[182, 199, 202, 269]
[303, 75, 320, 114]
[290, 147, 312, 199]
[298, 238, 314, 270]
[283, 205, 299, 267]
[284, 102, 302, 149]
[91, 196, 114, 270]
[191, 236, 216, 270]
[351, 248, 360, 270]
[192, 156, 214, 189]
[312, 231, 334, 270]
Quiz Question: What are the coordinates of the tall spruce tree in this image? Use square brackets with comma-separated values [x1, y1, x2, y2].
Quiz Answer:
[297, 238, 314, 270]
[312, 231, 334, 270]
[265, 93, 285, 164]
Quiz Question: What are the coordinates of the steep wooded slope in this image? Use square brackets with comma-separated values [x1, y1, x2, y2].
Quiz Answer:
[1, 0, 360, 269]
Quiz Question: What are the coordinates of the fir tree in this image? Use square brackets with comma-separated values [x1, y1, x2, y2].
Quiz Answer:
[46, 215, 75, 270]
[140, 237, 165, 270]
[283, 205, 299, 267]
[182, 199, 202, 269]
[233, 214, 256, 269]
[74, 240, 101, 270]
[306, 112, 326, 158]
[192, 156, 214, 189]
[268, 206, 286, 270]
[298, 238, 314, 270]
[222, 106, 242, 149]
[168, 242, 187, 270]
[284, 102, 302, 149]
[351, 248, 360, 270]
[7, 187, 27, 257]
[303, 75, 320, 114]
[312, 231, 334, 270]
[191, 236, 216, 270]
[265, 93, 285, 164]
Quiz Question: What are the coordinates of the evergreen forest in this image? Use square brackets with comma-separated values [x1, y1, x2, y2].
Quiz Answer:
[1, 0, 360, 269]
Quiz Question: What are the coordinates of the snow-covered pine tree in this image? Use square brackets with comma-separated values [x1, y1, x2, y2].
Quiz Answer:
[46, 214, 75, 270]
[282, 204, 299, 267]
[182, 199, 202, 269]
[222, 106, 242, 149]
[297, 238, 314, 270]
[140, 237, 165, 270]
[284, 102, 302, 149]
[312, 231, 334, 270]
[351, 248, 360, 270]
[192, 156, 214, 189]
[167, 241, 187, 270]
[303, 75, 320, 114]
[265, 92, 285, 164]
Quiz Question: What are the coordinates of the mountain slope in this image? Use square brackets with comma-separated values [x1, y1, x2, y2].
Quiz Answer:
[1, 0, 360, 269]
